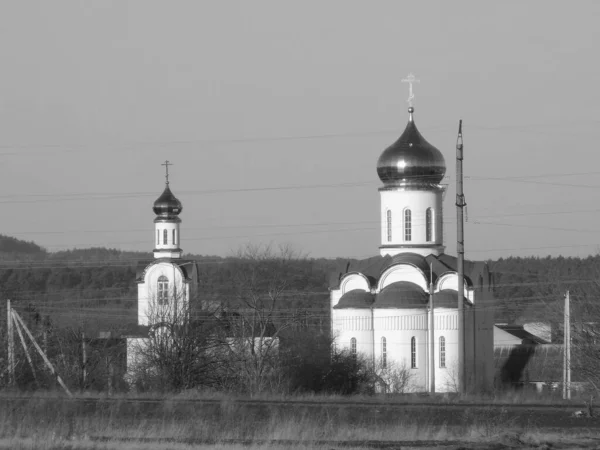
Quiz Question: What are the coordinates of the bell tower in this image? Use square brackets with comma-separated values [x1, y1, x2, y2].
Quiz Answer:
[376, 75, 446, 257]
[153, 160, 183, 259]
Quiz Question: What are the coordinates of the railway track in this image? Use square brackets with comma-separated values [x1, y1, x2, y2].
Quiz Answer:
[89, 436, 465, 448]
[0, 394, 586, 411]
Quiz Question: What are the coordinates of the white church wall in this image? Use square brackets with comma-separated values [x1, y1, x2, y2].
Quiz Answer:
[332, 308, 374, 360]
[378, 265, 428, 292]
[433, 309, 459, 392]
[137, 262, 190, 326]
[373, 308, 428, 391]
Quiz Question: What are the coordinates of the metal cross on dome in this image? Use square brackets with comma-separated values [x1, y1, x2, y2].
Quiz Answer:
[161, 160, 172, 185]
[402, 73, 420, 107]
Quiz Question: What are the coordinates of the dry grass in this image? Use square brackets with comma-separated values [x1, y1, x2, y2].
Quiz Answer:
[1, 393, 599, 449]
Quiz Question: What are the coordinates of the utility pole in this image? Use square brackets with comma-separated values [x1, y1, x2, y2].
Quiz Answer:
[456, 120, 466, 395]
[429, 263, 435, 393]
[7, 299, 15, 387]
[563, 291, 571, 400]
[81, 330, 87, 389]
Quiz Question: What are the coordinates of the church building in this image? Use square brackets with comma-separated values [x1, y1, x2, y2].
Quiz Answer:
[330, 95, 495, 393]
[126, 164, 200, 374]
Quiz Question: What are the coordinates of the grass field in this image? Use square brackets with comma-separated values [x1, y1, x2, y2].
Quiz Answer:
[1, 392, 600, 449]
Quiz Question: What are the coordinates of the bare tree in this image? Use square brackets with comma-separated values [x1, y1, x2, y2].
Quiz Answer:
[128, 284, 224, 392]
[219, 244, 308, 394]
[375, 359, 415, 394]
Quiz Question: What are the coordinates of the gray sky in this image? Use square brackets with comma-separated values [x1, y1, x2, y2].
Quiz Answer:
[1, 0, 599, 259]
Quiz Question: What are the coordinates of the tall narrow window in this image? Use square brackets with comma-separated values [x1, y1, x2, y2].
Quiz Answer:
[386, 210, 392, 242]
[173, 229, 176, 246]
[381, 337, 387, 369]
[163, 229, 168, 245]
[404, 209, 412, 241]
[439, 336, 446, 368]
[156, 229, 159, 245]
[351, 337, 357, 358]
[157, 275, 169, 306]
[410, 337, 417, 368]
[425, 208, 433, 242]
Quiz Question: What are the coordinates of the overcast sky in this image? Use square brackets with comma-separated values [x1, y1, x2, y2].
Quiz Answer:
[1, 1, 599, 260]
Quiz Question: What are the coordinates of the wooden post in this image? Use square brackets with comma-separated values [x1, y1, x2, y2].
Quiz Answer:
[106, 356, 113, 396]
[81, 331, 87, 389]
[563, 291, 571, 400]
[12, 310, 38, 385]
[11, 309, 72, 397]
[7, 299, 15, 387]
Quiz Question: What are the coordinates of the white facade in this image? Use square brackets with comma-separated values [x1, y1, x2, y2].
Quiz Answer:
[137, 260, 190, 326]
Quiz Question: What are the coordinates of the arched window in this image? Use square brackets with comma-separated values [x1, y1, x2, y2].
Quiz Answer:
[386, 210, 392, 242]
[381, 337, 387, 369]
[410, 337, 417, 368]
[425, 208, 433, 242]
[404, 209, 412, 241]
[173, 229, 176, 246]
[350, 337, 357, 358]
[157, 275, 169, 306]
[439, 336, 446, 368]
[163, 229, 168, 245]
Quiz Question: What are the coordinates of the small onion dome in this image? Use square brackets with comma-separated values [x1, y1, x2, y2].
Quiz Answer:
[433, 289, 471, 308]
[153, 184, 183, 217]
[377, 107, 446, 187]
[334, 290, 375, 309]
[374, 281, 428, 309]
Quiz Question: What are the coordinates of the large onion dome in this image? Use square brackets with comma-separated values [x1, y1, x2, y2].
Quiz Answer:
[377, 107, 446, 188]
[153, 184, 182, 217]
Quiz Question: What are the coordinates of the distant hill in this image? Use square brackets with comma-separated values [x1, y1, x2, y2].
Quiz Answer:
[1, 234, 599, 331]
[0, 234, 46, 255]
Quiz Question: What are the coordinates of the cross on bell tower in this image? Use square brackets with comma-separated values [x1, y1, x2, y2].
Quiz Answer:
[161, 160, 172, 185]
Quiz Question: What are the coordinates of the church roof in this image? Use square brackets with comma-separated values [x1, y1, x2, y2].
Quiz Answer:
[377, 107, 446, 188]
[135, 259, 198, 283]
[153, 183, 183, 218]
[329, 253, 481, 290]
[433, 289, 472, 308]
[375, 281, 428, 309]
[334, 289, 375, 309]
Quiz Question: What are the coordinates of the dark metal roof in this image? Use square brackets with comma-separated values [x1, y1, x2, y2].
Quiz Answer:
[374, 281, 428, 309]
[136, 259, 197, 282]
[334, 289, 375, 309]
[153, 184, 182, 217]
[329, 253, 487, 292]
[377, 108, 446, 188]
[433, 289, 471, 308]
